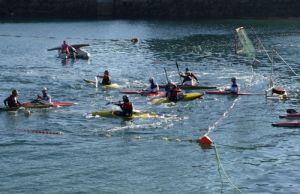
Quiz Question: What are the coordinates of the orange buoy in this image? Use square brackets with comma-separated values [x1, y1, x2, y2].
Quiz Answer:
[198, 135, 213, 145]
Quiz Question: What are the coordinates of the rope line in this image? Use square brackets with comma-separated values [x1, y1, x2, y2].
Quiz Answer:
[274, 50, 300, 79]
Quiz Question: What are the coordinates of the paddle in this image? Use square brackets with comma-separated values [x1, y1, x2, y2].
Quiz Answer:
[175, 61, 183, 84]
[163, 67, 170, 82]
[95, 76, 98, 88]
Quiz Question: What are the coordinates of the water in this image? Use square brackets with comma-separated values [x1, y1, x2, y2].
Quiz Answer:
[0, 20, 299, 193]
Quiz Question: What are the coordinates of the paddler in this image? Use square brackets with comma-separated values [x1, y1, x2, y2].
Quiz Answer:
[180, 68, 199, 86]
[147, 77, 159, 93]
[33, 88, 51, 104]
[227, 77, 239, 94]
[165, 80, 175, 98]
[4, 89, 21, 108]
[114, 95, 133, 117]
[97, 70, 111, 85]
[168, 84, 183, 102]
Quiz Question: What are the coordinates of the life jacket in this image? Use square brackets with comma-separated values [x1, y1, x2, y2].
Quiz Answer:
[169, 87, 182, 101]
[230, 82, 239, 93]
[5, 95, 20, 107]
[62, 44, 70, 54]
[150, 82, 159, 92]
[121, 102, 133, 115]
[102, 74, 111, 85]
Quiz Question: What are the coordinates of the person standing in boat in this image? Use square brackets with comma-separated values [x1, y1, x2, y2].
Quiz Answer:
[180, 68, 199, 86]
[227, 77, 239, 94]
[97, 70, 111, 85]
[147, 77, 159, 93]
[61, 40, 70, 55]
[4, 89, 21, 108]
[114, 95, 133, 117]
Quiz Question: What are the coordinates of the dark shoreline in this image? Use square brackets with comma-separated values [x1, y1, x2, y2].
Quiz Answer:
[1, 0, 300, 20]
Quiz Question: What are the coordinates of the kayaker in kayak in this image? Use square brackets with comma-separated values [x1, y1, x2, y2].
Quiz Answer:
[168, 84, 183, 102]
[97, 70, 111, 85]
[227, 77, 239, 94]
[114, 95, 133, 117]
[180, 68, 199, 86]
[4, 89, 21, 108]
[32, 88, 51, 104]
[146, 77, 159, 93]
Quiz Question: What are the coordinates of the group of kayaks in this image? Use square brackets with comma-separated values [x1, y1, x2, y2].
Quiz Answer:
[272, 109, 300, 127]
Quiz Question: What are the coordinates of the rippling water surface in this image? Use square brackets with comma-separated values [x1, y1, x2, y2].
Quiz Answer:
[0, 20, 299, 193]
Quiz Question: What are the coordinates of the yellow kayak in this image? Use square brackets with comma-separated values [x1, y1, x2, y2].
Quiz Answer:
[83, 79, 121, 89]
[91, 110, 158, 118]
[150, 92, 203, 105]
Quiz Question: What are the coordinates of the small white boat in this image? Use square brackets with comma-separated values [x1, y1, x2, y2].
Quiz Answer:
[48, 44, 91, 59]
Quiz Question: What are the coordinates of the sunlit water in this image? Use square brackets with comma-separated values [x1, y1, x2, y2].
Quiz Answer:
[0, 20, 299, 193]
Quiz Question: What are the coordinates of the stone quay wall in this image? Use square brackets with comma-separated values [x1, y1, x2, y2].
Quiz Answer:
[0, 0, 299, 20]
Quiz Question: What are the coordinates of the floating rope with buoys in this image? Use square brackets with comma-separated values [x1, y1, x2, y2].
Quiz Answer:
[22, 129, 64, 135]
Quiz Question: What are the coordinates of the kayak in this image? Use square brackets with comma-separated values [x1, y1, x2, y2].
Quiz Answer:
[279, 112, 300, 119]
[21, 101, 76, 108]
[150, 92, 203, 105]
[206, 90, 265, 96]
[120, 89, 166, 97]
[272, 120, 300, 127]
[91, 110, 158, 118]
[159, 84, 217, 90]
[83, 79, 121, 89]
[0, 107, 20, 111]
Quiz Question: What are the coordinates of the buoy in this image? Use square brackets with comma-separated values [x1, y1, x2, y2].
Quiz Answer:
[198, 135, 213, 145]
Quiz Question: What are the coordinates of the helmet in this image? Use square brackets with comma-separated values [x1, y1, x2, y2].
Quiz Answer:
[231, 77, 236, 82]
[149, 77, 154, 82]
[185, 68, 189, 72]
[104, 70, 109, 74]
[12, 89, 18, 96]
[42, 88, 48, 93]
[123, 95, 129, 100]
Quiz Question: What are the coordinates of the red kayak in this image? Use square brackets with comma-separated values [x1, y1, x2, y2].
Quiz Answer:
[205, 90, 265, 96]
[22, 101, 76, 108]
[279, 112, 300, 119]
[272, 120, 300, 127]
[120, 89, 166, 97]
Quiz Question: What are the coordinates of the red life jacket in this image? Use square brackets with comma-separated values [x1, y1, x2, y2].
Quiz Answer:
[5, 95, 20, 107]
[62, 44, 70, 54]
[170, 87, 181, 98]
[121, 102, 133, 112]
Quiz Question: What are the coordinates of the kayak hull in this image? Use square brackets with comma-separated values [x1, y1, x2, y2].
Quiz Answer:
[150, 92, 203, 105]
[21, 101, 76, 108]
[206, 90, 264, 96]
[0, 107, 20, 111]
[272, 120, 300, 127]
[279, 113, 300, 119]
[91, 111, 157, 118]
[120, 89, 166, 97]
[159, 85, 217, 90]
[83, 79, 121, 89]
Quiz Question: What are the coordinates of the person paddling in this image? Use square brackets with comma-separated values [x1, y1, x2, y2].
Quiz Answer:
[168, 84, 183, 102]
[180, 68, 198, 86]
[4, 89, 21, 108]
[61, 40, 70, 55]
[227, 77, 239, 94]
[147, 77, 159, 93]
[32, 88, 51, 104]
[113, 95, 133, 117]
[97, 70, 112, 85]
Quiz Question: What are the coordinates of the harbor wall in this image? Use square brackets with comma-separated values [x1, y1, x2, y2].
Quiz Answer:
[0, 0, 300, 20]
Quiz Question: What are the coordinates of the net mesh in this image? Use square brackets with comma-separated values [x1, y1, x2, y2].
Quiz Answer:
[235, 27, 256, 59]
